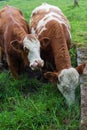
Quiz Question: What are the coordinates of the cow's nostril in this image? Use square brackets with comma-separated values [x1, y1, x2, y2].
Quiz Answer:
[30, 60, 44, 70]
[35, 60, 44, 67]
[35, 60, 38, 63]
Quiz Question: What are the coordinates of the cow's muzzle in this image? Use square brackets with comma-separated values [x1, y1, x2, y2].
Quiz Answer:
[30, 60, 44, 70]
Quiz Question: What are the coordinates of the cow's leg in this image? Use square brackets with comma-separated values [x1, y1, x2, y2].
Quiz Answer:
[10, 65, 19, 79]
[7, 55, 19, 79]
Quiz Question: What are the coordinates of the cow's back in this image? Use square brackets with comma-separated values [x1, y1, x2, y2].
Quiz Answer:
[30, 4, 70, 29]
[0, 5, 29, 35]
[0, 5, 23, 24]
[30, 3, 71, 49]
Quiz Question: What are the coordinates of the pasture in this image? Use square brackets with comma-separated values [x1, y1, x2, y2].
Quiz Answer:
[0, 0, 87, 129]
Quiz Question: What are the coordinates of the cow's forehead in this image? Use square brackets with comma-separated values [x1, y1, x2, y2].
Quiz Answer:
[27, 34, 37, 40]
[58, 68, 79, 85]
[23, 36, 40, 51]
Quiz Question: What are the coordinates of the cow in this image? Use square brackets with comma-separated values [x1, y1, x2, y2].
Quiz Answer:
[0, 5, 44, 79]
[30, 3, 86, 106]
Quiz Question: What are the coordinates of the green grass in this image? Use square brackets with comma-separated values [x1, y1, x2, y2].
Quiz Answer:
[0, 71, 80, 130]
[0, 0, 87, 129]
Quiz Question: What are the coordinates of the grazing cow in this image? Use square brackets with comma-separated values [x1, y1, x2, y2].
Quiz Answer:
[0, 5, 44, 79]
[30, 3, 86, 106]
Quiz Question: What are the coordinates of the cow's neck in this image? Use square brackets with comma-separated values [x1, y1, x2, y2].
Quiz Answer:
[50, 24, 71, 72]
[53, 42, 71, 72]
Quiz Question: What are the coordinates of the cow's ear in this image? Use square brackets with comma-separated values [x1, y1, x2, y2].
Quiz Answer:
[44, 71, 58, 83]
[76, 62, 87, 74]
[40, 37, 50, 49]
[10, 40, 23, 52]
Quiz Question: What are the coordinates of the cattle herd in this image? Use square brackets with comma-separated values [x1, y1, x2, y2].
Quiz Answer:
[0, 3, 86, 106]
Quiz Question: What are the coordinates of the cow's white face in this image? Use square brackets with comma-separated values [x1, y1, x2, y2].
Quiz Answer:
[23, 36, 44, 70]
[57, 68, 79, 106]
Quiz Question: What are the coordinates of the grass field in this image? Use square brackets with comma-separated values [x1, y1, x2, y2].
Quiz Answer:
[0, 0, 87, 129]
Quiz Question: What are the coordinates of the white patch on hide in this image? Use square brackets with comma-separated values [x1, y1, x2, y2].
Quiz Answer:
[57, 68, 79, 106]
[23, 36, 42, 67]
[31, 27, 36, 34]
[32, 4, 71, 37]
[32, 3, 61, 15]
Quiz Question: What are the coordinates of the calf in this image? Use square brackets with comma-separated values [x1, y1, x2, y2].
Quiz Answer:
[30, 3, 86, 106]
[0, 5, 44, 79]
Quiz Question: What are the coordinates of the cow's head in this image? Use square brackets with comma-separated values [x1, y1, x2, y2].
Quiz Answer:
[44, 63, 86, 106]
[23, 34, 44, 70]
[10, 34, 44, 70]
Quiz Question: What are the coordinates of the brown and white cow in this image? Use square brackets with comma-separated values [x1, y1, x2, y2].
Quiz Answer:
[0, 5, 44, 79]
[30, 3, 86, 106]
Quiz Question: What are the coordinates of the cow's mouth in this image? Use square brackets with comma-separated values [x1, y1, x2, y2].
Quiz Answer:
[30, 60, 44, 70]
